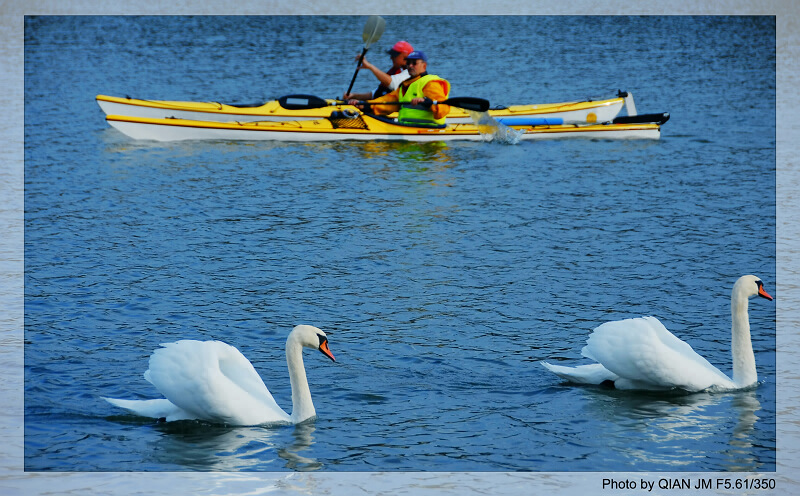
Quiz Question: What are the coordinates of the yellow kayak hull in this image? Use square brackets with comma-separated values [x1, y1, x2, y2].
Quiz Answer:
[96, 93, 628, 125]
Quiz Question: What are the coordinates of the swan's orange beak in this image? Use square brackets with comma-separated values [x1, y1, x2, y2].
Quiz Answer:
[319, 340, 336, 362]
[758, 285, 773, 301]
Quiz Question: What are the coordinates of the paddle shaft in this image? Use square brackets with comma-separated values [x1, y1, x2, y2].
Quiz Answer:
[345, 48, 369, 97]
[354, 97, 490, 113]
[277, 94, 490, 113]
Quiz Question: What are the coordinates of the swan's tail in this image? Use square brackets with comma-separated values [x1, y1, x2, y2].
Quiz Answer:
[540, 362, 619, 385]
[103, 397, 195, 421]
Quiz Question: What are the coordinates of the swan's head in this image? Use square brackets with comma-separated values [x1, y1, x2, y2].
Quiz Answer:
[734, 275, 773, 301]
[291, 325, 336, 362]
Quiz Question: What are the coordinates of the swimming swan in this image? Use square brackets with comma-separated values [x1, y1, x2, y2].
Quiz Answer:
[541, 275, 773, 392]
[104, 325, 335, 425]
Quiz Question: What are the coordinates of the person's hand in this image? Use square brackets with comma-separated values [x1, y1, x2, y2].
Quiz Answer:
[411, 97, 434, 107]
[353, 54, 374, 70]
[359, 57, 375, 70]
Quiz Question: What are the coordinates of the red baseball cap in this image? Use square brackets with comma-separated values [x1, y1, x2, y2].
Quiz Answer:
[387, 40, 414, 56]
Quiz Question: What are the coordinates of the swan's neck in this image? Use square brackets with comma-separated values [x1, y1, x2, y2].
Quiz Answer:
[731, 292, 757, 387]
[286, 340, 315, 423]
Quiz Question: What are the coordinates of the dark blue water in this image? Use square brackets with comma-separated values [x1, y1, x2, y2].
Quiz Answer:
[24, 15, 775, 472]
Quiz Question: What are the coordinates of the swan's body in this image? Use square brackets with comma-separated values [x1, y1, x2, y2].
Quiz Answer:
[104, 325, 335, 425]
[541, 275, 773, 392]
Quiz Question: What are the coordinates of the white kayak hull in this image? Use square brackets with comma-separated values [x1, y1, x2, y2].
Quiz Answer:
[105, 113, 661, 142]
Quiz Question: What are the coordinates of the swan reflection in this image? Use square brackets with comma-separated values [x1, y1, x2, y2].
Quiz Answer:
[579, 387, 764, 470]
[724, 390, 766, 471]
[150, 420, 321, 471]
[278, 422, 322, 471]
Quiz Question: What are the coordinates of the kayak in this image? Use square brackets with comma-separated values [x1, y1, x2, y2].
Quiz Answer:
[105, 110, 667, 142]
[96, 92, 632, 125]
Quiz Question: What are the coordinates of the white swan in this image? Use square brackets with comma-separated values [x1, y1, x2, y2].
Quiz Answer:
[104, 325, 335, 425]
[541, 275, 773, 392]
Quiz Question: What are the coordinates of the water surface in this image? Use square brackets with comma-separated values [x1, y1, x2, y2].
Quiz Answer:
[23, 15, 776, 473]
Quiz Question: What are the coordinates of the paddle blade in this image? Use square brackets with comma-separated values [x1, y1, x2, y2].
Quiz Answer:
[613, 112, 670, 125]
[362, 16, 386, 48]
[446, 97, 490, 112]
[277, 94, 330, 110]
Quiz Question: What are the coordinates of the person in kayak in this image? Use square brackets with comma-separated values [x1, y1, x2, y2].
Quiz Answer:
[347, 50, 451, 127]
[343, 40, 415, 101]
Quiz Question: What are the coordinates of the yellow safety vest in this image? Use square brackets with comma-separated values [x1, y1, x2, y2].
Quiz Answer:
[397, 74, 448, 127]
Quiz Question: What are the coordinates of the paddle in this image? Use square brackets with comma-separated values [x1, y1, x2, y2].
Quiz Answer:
[344, 15, 386, 97]
[494, 112, 670, 127]
[612, 112, 670, 125]
[278, 94, 491, 113]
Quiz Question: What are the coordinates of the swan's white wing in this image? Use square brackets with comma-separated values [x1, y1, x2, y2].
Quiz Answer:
[582, 316, 735, 391]
[144, 340, 291, 425]
[540, 362, 618, 384]
[103, 397, 195, 421]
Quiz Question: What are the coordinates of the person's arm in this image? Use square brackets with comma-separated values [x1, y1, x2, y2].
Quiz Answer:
[343, 91, 373, 100]
[421, 79, 451, 119]
[385, 69, 410, 92]
[343, 56, 399, 100]
[346, 89, 400, 115]
[359, 56, 393, 87]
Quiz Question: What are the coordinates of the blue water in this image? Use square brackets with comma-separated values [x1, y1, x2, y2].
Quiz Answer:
[24, 15, 775, 472]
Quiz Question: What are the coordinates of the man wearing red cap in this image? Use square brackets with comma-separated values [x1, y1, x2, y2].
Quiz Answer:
[343, 40, 414, 100]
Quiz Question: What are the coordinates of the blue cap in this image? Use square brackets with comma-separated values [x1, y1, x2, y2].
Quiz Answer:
[406, 50, 427, 62]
